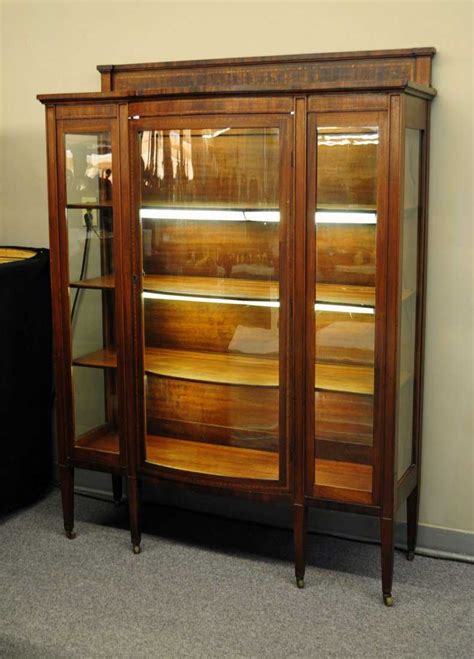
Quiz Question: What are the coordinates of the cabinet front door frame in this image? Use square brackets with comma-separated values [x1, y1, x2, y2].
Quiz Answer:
[127, 101, 294, 495]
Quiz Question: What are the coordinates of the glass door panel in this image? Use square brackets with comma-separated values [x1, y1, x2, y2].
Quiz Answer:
[64, 131, 119, 455]
[314, 122, 379, 504]
[138, 124, 283, 481]
[397, 129, 421, 479]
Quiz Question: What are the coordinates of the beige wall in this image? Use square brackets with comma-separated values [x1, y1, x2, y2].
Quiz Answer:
[1, 1, 472, 535]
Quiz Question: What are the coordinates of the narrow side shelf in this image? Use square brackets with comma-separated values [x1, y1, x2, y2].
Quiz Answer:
[75, 425, 119, 455]
[66, 202, 112, 210]
[70, 274, 115, 289]
[73, 348, 116, 369]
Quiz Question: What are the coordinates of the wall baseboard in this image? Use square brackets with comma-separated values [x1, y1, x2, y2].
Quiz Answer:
[72, 471, 474, 563]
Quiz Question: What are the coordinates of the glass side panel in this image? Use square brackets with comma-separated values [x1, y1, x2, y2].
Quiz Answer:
[397, 129, 421, 478]
[65, 133, 113, 206]
[65, 131, 118, 455]
[139, 127, 281, 480]
[314, 125, 378, 504]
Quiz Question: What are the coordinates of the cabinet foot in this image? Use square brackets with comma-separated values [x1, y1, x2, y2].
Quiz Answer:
[133, 544, 141, 555]
[407, 549, 415, 561]
[383, 593, 394, 607]
[296, 577, 305, 589]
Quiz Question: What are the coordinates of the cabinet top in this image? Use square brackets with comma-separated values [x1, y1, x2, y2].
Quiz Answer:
[38, 47, 437, 103]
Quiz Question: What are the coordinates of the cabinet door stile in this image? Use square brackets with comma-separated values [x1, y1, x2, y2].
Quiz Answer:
[45, 106, 69, 466]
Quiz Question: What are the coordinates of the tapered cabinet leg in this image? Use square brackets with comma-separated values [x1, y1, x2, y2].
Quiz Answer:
[406, 486, 419, 561]
[59, 464, 75, 539]
[294, 503, 308, 589]
[127, 476, 141, 554]
[111, 474, 123, 507]
[381, 516, 394, 606]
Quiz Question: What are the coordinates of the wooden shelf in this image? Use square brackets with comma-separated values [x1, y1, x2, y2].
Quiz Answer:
[316, 283, 374, 307]
[314, 458, 373, 504]
[145, 436, 372, 500]
[66, 273, 376, 308]
[145, 274, 375, 307]
[146, 435, 279, 480]
[75, 425, 119, 455]
[70, 274, 115, 290]
[316, 363, 374, 395]
[66, 202, 112, 210]
[73, 348, 117, 369]
[144, 274, 279, 301]
[146, 347, 277, 387]
[72, 346, 375, 394]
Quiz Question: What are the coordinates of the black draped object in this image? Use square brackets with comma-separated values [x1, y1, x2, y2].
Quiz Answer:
[0, 247, 53, 513]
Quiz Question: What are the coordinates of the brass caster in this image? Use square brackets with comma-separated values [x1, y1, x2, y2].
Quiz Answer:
[65, 530, 76, 540]
[133, 544, 141, 555]
[383, 594, 394, 607]
[296, 577, 305, 589]
[407, 550, 415, 561]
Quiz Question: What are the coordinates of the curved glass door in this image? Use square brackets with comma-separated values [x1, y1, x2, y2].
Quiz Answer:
[137, 120, 289, 482]
[311, 114, 384, 505]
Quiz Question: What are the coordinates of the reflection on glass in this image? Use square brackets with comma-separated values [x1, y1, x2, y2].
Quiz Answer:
[65, 133, 112, 205]
[397, 129, 421, 478]
[314, 126, 378, 503]
[139, 127, 281, 480]
[65, 132, 118, 454]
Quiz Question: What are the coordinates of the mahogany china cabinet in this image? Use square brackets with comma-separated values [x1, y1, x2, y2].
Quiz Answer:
[38, 47, 436, 605]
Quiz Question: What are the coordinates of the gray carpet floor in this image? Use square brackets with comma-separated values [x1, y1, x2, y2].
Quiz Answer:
[0, 490, 472, 658]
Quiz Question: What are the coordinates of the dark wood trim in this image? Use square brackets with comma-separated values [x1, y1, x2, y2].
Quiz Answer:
[68, 456, 123, 475]
[98, 48, 436, 73]
[38, 80, 436, 105]
[383, 94, 404, 521]
[305, 496, 381, 517]
[129, 96, 293, 117]
[304, 113, 317, 495]
[308, 94, 388, 113]
[373, 109, 390, 508]
[293, 96, 308, 505]
[138, 463, 292, 499]
[118, 102, 135, 477]
[97, 48, 435, 94]
[45, 105, 68, 466]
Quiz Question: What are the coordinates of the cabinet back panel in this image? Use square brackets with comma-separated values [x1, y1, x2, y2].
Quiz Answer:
[315, 391, 373, 445]
[316, 224, 376, 287]
[142, 219, 279, 280]
[144, 298, 278, 354]
[147, 376, 278, 451]
[316, 311, 374, 366]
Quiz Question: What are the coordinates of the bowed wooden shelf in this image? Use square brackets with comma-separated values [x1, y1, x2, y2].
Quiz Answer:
[72, 346, 381, 394]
